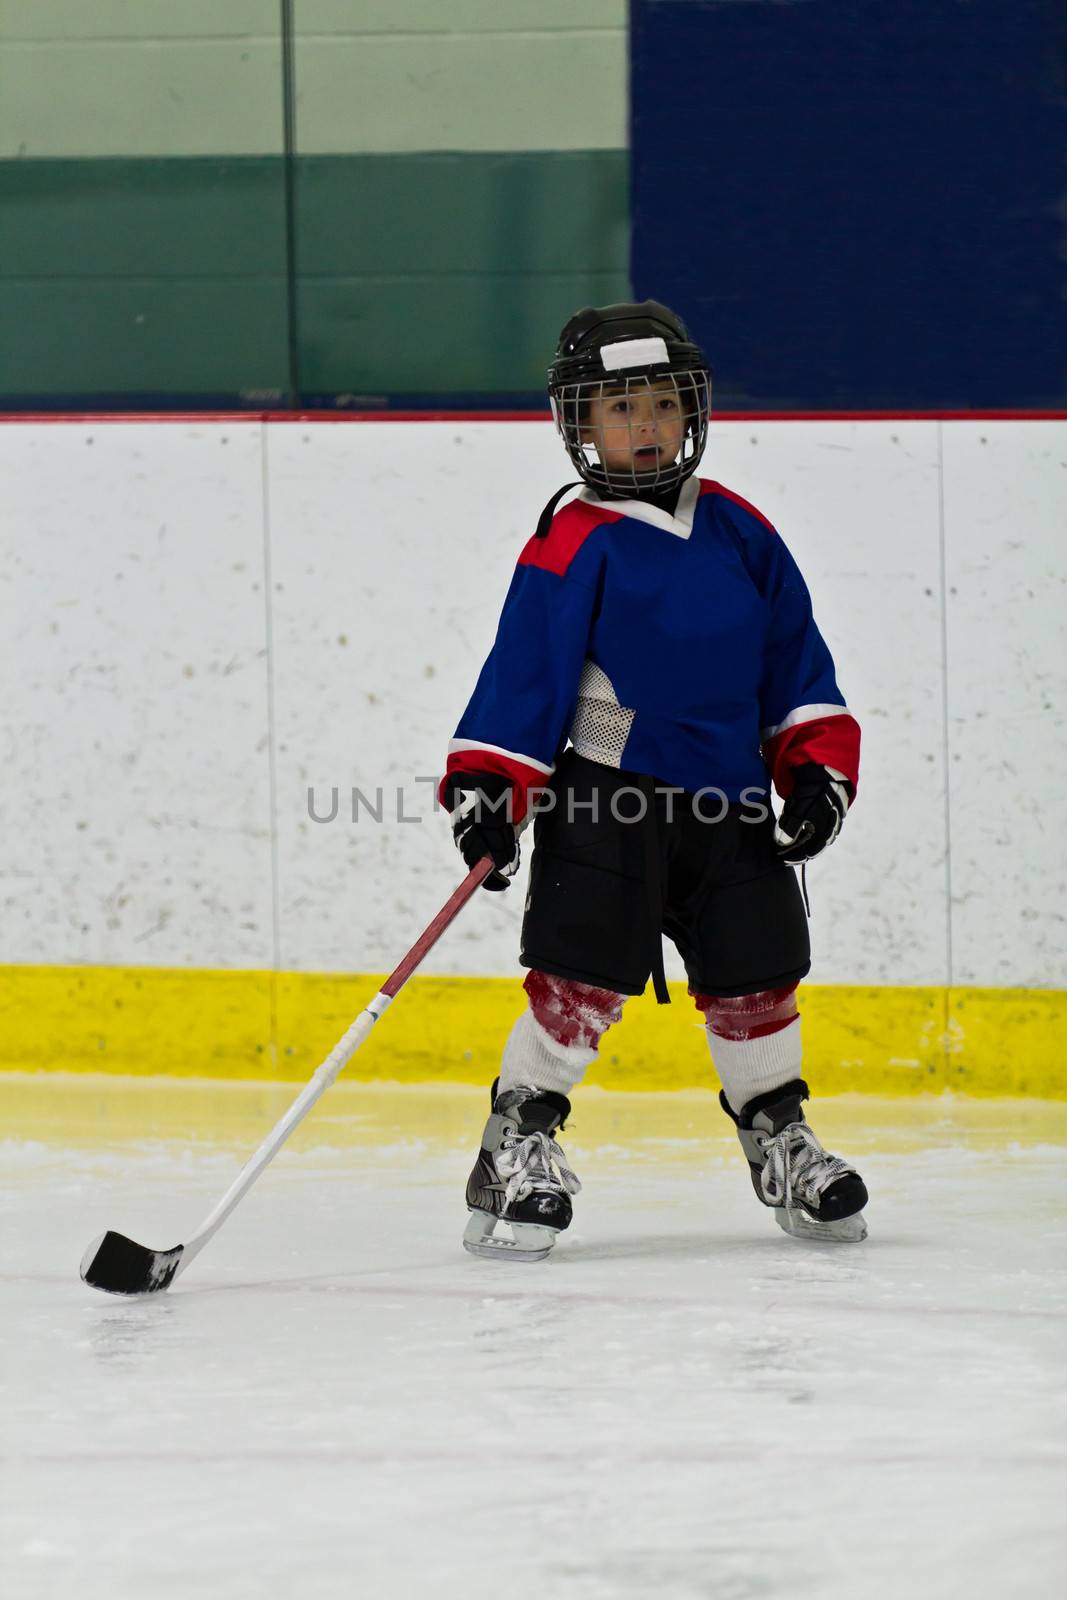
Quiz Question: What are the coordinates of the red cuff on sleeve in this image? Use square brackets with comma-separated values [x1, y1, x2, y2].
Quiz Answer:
[439, 749, 554, 825]
[762, 713, 861, 799]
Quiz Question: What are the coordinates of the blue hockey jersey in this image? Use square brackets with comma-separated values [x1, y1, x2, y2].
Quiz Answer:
[443, 477, 860, 821]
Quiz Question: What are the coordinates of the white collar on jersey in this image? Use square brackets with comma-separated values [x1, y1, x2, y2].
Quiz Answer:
[578, 476, 701, 540]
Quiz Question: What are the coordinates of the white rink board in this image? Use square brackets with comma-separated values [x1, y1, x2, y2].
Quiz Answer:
[264, 420, 566, 976]
[2, 416, 1065, 987]
[701, 423, 946, 986]
[0, 423, 274, 969]
[265, 421, 947, 985]
[942, 423, 1067, 987]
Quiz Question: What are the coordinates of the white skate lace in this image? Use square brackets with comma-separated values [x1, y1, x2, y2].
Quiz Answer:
[757, 1123, 853, 1209]
[497, 1131, 582, 1207]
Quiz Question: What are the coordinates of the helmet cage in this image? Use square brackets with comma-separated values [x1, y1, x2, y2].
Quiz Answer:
[550, 366, 711, 495]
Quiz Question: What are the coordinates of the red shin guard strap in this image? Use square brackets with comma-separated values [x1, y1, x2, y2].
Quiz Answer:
[691, 984, 799, 1043]
[523, 969, 626, 1051]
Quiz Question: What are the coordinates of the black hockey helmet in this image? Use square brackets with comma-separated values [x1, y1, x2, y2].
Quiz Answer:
[547, 301, 710, 494]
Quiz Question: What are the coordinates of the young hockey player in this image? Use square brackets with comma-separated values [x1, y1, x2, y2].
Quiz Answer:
[441, 302, 866, 1261]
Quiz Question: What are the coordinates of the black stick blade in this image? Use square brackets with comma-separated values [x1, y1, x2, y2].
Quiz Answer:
[80, 1231, 184, 1295]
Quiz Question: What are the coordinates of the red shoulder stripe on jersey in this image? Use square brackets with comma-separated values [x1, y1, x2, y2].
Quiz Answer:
[699, 479, 778, 535]
[517, 498, 622, 577]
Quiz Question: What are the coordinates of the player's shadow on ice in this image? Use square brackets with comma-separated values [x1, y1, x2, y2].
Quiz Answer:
[550, 1231, 784, 1264]
[181, 1236, 755, 1296]
[162, 1228, 891, 1296]
[563, 1228, 895, 1267]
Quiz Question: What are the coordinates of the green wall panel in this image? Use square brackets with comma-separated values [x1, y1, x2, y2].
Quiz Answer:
[295, 1, 626, 35]
[1, 280, 290, 397]
[0, 38, 284, 160]
[296, 152, 626, 275]
[1, 157, 289, 399]
[298, 272, 630, 397]
[3, 158, 287, 277]
[295, 150, 629, 395]
[1, 150, 628, 402]
[1, 3, 625, 158]
[293, 28, 626, 155]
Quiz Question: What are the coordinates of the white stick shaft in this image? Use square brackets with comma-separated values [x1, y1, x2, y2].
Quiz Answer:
[175, 992, 392, 1276]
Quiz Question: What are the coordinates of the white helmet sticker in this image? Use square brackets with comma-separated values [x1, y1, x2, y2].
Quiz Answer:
[600, 336, 670, 372]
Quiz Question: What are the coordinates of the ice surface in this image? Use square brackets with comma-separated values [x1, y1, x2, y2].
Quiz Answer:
[3, 1078, 1066, 1600]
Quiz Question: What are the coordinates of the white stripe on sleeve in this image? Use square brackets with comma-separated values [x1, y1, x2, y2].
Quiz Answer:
[760, 703, 851, 741]
[447, 739, 554, 775]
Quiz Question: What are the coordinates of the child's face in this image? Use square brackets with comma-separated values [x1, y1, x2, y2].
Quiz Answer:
[579, 377, 687, 479]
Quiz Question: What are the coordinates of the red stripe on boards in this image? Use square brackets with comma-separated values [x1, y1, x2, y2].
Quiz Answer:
[0, 411, 551, 425]
[3, 410, 1066, 425]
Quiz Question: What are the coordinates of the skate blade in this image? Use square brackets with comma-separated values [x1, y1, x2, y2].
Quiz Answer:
[462, 1210, 557, 1263]
[774, 1206, 868, 1244]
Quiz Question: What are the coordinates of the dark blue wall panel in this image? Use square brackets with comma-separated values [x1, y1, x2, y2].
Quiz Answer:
[630, 0, 1067, 409]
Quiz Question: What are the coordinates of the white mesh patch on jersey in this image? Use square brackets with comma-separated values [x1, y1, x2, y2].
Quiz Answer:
[569, 660, 635, 768]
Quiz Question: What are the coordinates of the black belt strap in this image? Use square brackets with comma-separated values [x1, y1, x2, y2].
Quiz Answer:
[638, 773, 671, 1004]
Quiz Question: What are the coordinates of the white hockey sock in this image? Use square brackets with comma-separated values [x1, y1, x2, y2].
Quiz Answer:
[706, 1016, 803, 1116]
[498, 1008, 596, 1098]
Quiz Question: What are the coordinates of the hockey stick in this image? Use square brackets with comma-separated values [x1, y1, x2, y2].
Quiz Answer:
[80, 855, 495, 1295]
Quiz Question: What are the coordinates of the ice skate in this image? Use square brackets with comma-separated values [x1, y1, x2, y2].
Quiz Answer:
[463, 1082, 580, 1262]
[722, 1079, 868, 1242]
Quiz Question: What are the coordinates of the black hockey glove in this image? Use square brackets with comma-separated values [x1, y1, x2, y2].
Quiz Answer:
[774, 763, 850, 865]
[443, 771, 520, 891]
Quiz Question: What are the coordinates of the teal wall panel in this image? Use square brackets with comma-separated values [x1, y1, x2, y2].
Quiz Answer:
[1, 157, 290, 399]
[295, 152, 627, 276]
[1, 280, 290, 398]
[298, 271, 629, 397]
[3, 158, 288, 277]
[1, 151, 629, 403]
[295, 151, 629, 396]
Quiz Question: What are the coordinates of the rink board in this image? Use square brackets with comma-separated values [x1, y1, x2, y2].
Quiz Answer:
[2, 963, 1063, 1097]
[3, 417, 1064, 1103]
[3, 418, 1065, 994]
